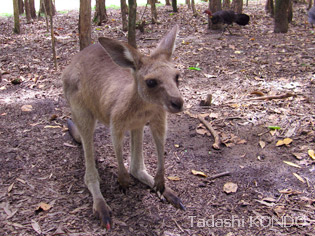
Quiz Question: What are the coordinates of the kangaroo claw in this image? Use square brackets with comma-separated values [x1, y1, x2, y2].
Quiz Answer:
[162, 187, 186, 211]
[93, 199, 112, 230]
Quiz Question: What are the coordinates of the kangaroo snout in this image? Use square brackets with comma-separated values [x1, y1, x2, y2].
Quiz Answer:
[167, 96, 184, 113]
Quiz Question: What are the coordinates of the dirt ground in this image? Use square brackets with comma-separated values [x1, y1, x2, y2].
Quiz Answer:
[1, 2, 315, 236]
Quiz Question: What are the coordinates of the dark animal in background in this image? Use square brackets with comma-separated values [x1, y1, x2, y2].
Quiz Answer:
[308, 6, 315, 28]
[204, 9, 250, 36]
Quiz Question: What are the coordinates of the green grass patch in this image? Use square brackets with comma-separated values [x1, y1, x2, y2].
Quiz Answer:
[107, 4, 120, 10]
[0, 13, 12, 17]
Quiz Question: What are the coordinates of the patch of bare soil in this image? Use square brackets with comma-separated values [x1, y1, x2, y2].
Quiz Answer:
[1, 2, 315, 236]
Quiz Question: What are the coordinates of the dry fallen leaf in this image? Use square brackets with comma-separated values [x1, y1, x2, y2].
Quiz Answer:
[7, 183, 14, 193]
[278, 189, 302, 194]
[259, 141, 266, 149]
[223, 182, 238, 194]
[35, 202, 52, 213]
[191, 170, 207, 178]
[31, 219, 41, 234]
[167, 176, 181, 181]
[292, 152, 304, 160]
[44, 125, 62, 129]
[196, 124, 209, 136]
[21, 104, 33, 112]
[262, 197, 276, 202]
[63, 142, 78, 148]
[276, 138, 293, 146]
[273, 205, 285, 217]
[293, 173, 305, 183]
[283, 161, 301, 168]
[308, 150, 315, 160]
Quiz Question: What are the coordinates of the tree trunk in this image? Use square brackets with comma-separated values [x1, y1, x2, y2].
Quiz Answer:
[172, 0, 178, 12]
[79, 0, 92, 50]
[165, 0, 171, 5]
[274, 0, 290, 33]
[191, 0, 197, 16]
[40, 0, 55, 16]
[13, 0, 20, 33]
[186, 0, 191, 9]
[18, 0, 24, 14]
[287, 0, 293, 23]
[265, 0, 274, 17]
[208, 0, 221, 29]
[93, 0, 107, 26]
[232, 0, 243, 14]
[149, 0, 157, 23]
[49, 0, 57, 70]
[120, 0, 128, 31]
[29, 0, 37, 19]
[25, 0, 32, 23]
[128, 0, 137, 48]
[223, 0, 230, 9]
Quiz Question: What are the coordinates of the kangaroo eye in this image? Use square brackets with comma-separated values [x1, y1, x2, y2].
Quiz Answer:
[146, 79, 158, 88]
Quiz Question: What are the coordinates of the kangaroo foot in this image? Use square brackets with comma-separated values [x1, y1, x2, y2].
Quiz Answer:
[93, 198, 112, 230]
[118, 170, 131, 193]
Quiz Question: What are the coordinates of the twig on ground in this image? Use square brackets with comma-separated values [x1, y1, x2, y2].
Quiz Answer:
[173, 218, 184, 232]
[198, 115, 221, 149]
[244, 92, 296, 101]
[209, 171, 230, 180]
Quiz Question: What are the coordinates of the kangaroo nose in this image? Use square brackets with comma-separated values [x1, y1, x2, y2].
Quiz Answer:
[170, 97, 184, 113]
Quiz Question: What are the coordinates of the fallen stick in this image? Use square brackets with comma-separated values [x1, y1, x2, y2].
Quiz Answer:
[209, 171, 230, 180]
[244, 92, 296, 101]
[198, 115, 221, 150]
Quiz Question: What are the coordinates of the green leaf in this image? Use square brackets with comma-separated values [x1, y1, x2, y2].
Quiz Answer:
[268, 126, 281, 130]
[189, 67, 201, 71]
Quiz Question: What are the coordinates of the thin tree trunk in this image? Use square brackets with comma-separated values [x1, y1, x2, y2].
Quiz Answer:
[128, 0, 137, 48]
[18, 0, 24, 14]
[79, 0, 92, 50]
[274, 0, 289, 33]
[165, 0, 171, 6]
[120, 0, 128, 31]
[209, 0, 221, 29]
[49, 0, 57, 70]
[223, 0, 230, 9]
[41, 0, 50, 32]
[232, 0, 243, 14]
[186, 0, 191, 9]
[265, 0, 274, 17]
[191, 0, 197, 16]
[13, 0, 20, 34]
[29, 0, 37, 19]
[93, 0, 107, 25]
[288, 0, 293, 23]
[40, 0, 55, 16]
[150, 0, 157, 23]
[25, 0, 32, 23]
[172, 0, 178, 12]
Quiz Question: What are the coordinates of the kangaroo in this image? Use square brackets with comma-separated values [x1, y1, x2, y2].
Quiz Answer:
[62, 25, 185, 229]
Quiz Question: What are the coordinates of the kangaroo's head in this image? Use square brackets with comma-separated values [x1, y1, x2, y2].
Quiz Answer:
[98, 25, 183, 114]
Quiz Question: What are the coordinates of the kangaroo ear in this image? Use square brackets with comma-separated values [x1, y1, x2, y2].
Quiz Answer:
[150, 25, 179, 60]
[98, 37, 141, 71]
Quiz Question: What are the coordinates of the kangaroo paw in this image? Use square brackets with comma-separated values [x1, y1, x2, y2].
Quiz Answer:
[93, 198, 112, 230]
[118, 171, 131, 193]
[154, 172, 165, 194]
[162, 187, 186, 211]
